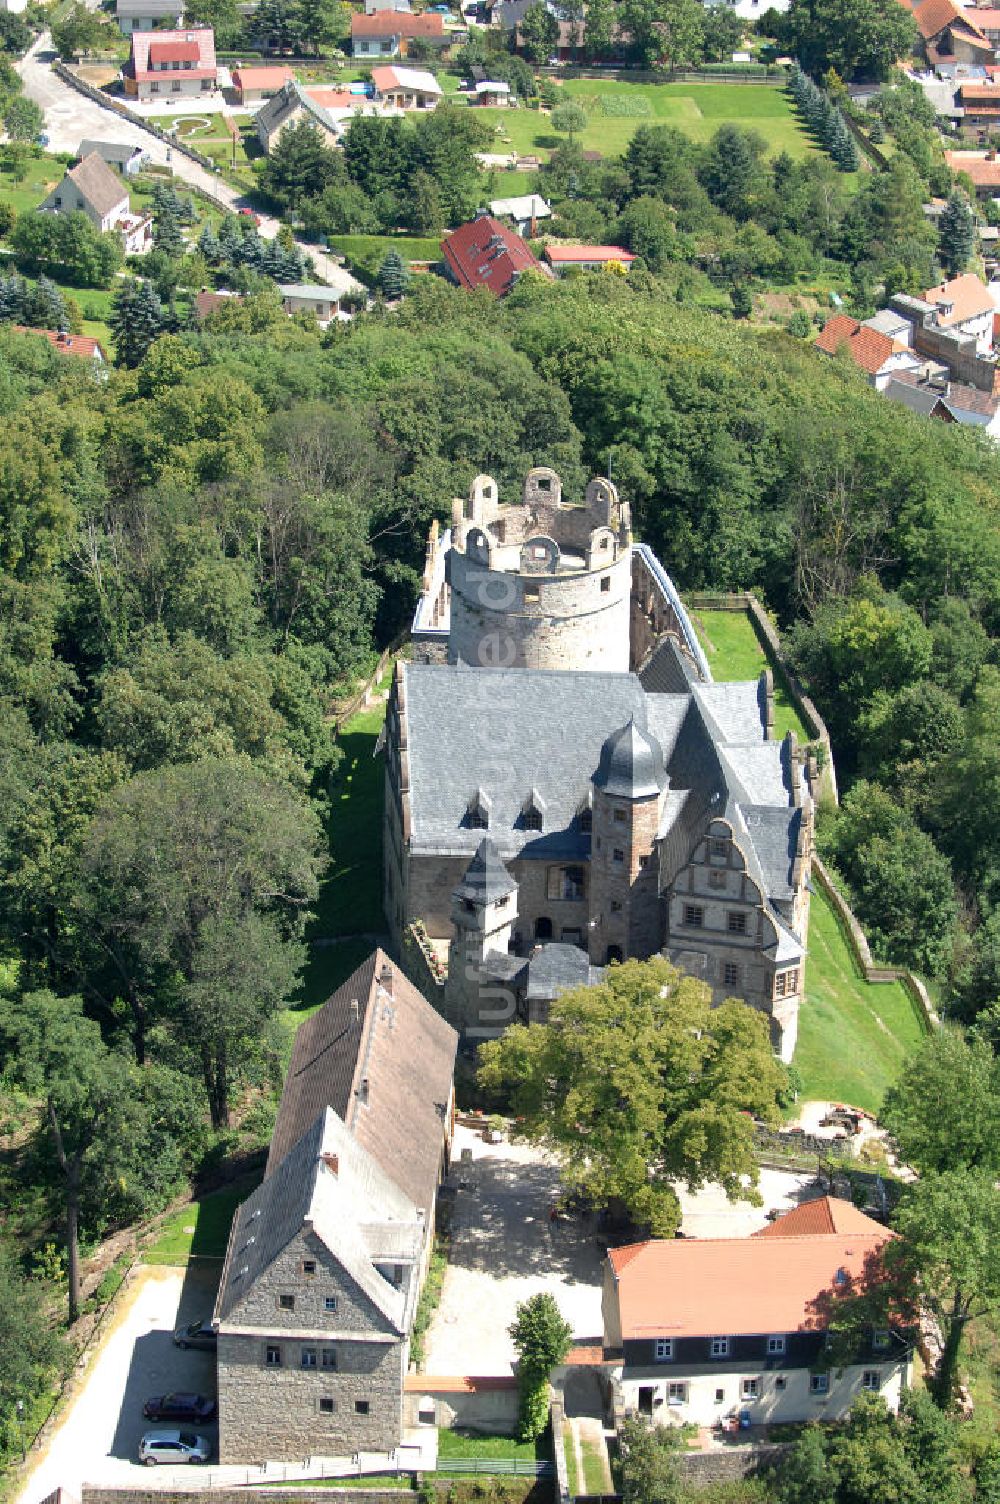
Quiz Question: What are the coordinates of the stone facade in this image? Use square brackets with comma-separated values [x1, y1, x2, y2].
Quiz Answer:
[447, 470, 632, 673]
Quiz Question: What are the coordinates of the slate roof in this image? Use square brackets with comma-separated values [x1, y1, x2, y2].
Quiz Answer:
[267, 950, 457, 1214]
[523, 943, 605, 1002]
[883, 375, 952, 417]
[216, 1107, 417, 1333]
[593, 716, 666, 800]
[442, 214, 544, 297]
[401, 663, 804, 920]
[639, 636, 698, 694]
[64, 153, 127, 219]
[608, 1219, 892, 1340]
[454, 838, 519, 905]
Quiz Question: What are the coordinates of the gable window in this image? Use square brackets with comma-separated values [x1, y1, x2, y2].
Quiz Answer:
[862, 1370, 881, 1391]
[684, 905, 704, 929]
[741, 1378, 760, 1400]
[667, 1381, 687, 1405]
[322, 1349, 338, 1369]
[319, 1398, 335, 1414]
[265, 1345, 282, 1367]
[727, 911, 747, 935]
[710, 837, 727, 857]
[711, 1336, 729, 1358]
[810, 1373, 829, 1395]
[279, 1293, 295, 1311]
[654, 1338, 673, 1362]
[872, 1329, 891, 1351]
[709, 870, 726, 889]
[767, 1335, 786, 1355]
[522, 808, 542, 831]
[723, 962, 742, 988]
[355, 1400, 370, 1415]
[302, 1260, 316, 1275]
[466, 794, 489, 830]
[301, 1348, 318, 1368]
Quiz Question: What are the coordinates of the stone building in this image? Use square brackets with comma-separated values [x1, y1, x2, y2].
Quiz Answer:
[214, 952, 457, 1462]
[387, 472, 816, 1062]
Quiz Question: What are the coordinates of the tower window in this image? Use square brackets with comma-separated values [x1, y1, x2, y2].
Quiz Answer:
[319, 1398, 335, 1414]
[600, 576, 611, 592]
[613, 848, 625, 865]
[613, 809, 627, 824]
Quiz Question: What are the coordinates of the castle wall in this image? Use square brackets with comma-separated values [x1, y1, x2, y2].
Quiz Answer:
[447, 546, 631, 673]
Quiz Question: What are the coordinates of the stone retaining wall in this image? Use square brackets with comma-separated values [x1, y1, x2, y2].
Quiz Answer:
[677, 1442, 790, 1485]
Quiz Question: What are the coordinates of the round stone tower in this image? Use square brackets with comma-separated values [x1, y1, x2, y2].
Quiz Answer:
[446, 467, 633, 673]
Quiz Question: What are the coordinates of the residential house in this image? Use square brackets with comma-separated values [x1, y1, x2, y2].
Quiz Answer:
[956, 80, 1000, 132]
[371, 64, 442, 109]
[971, 5, 1000, 44]
[923, 270, 996, 352]
[488, 192, 551, 236]
[442, 212, 547, 297]
[39, 152, 153, 254]
[123, 26, 217, 102]
[351, 10, 444, 57]
[76, 139, 147, 176]
[390, 470, 817, 1061]
[365, 0, 411, 12]
[883, 368, 1000, 431]
[813, 312, 924, 390]
[946, 148, 1000, 195]
[603, 1197, 912, 1430]
[544, 244, 637, 274]
[471, 80, 510, 106]
[10, 326, 108, 364]
[255, 80, 344, 153]
[278, 276, 366, 323]
[115, 0, 184, 33]
[897, 0, 993, 65]
[194, 288, 242, 320]
[230, 63, 294, 104]
[214, 951, 457, 1463]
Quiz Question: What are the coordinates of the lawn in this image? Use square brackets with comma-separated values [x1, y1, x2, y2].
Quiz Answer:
[689, 607, 810, 741]
[143, 1181, 255, 1264]
[0, 153, 65, 216]
[793, 885, 927, 1114]
[475, 80, 816, 163]
[325, 234, 443, 281]
[436, 1429, 549, 1462]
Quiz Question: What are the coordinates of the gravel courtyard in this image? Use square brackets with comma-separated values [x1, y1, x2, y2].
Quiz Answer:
[423, 1125, 819, 1376]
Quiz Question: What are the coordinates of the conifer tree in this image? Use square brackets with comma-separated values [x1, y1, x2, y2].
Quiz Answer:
[377, 248, 409, 299]
[939, 190, 975, 275]
[110, 278, 164, 367]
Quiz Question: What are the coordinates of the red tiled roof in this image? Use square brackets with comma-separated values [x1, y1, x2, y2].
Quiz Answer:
[306, 87, 359, 109]
[442, 213, 544, 297]
[957, 81, 1000, 98]
[231, 64, 294, 91]
[924, 270, 995, 325]
[907, 0, 989, 40]
[969, 4, 1000, 24]
[947, 149, 1000, 186]
[545, 243, 637, 263]
[11, 326, 106, 361]
[127, 26, 216, 82]
[609, 1224, 893, 1341]
[753, 1196, 885, 1239]
[351, 9, 443, 36]
[814, 313, 907, 375]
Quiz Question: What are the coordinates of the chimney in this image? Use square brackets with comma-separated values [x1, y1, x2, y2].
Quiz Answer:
[350, 997, 360, 1022]
[379, 961, 393, 997]
[322, 1152, 339, 1176]
[358, 1077, 370, 1106]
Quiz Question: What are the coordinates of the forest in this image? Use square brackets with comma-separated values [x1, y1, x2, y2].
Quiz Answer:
[2, 261, 1000, 1457]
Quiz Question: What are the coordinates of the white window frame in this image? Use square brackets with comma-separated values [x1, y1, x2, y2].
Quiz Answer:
[654, 1338, 673, 1362]
[810, 1372, 829, 1395]
[711, 1336, 730, 1358]
[741, 1377, 760, 1400]
[767, 1335, 786, 1355]
[862, 1370, 881, 1392]
[667, 1381, 688, 1405]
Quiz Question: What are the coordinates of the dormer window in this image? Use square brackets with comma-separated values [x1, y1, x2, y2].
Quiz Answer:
[521, 789, 545, 832]
[466, 789, 490, 830]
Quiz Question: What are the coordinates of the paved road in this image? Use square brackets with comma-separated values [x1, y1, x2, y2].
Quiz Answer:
[16, 36, 362, 292]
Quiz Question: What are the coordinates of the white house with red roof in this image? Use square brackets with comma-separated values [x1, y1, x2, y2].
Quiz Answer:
[544, 244, 637, 274]
[371, 64, 441, 109]
[124, 26, 217, 102]
[814, 313, 924, 390]
[923, 271, 997, 353]
[602, 1197, 912, 1430]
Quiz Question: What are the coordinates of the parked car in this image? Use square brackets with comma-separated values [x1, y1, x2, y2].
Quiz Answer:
[173, 1320, 217, 1350]
[143, 1392, 217, 1423]
[139, 1430, 211, 1466]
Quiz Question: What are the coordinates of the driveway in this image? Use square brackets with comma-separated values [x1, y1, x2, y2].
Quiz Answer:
[15, 37, 359, 290]
[18, 1265, 219, 1504]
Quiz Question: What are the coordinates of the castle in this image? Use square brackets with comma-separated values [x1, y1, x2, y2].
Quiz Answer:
[384, 469, 816, 1062]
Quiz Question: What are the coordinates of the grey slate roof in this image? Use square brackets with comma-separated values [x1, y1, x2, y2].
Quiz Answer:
[884, 377, 949, 416]
[454, 838, 519, 905]
[267, 950, 456, 1215]
[638, 635, 698, 695]
[215, 1108, 416, 1333]
[402, 662, 806, 921]
[593, 716, 666, 800]
[523, 943, 605, 1002]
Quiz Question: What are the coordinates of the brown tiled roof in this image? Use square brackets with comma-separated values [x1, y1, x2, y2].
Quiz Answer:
[608, 1223, 893, 1340]
[924, 270, 996, 325]
[958, 80, 1000, 97]
[65, 152, 127, 219]
[127, 26, 216, 82]
[753, 1196, 885, 1239]
[909, 0, 988, 40]
[442, 213, 544, 296]
[267, 950, 457, 1211]
[545, 244, 637, 264]
[11, 326, 107, 361]
[947, 149, 1000, 186]
[231, 64, 294, 91]
[351, 9, 444, 36]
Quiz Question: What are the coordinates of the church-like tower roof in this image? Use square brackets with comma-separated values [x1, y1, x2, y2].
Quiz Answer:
[592, 715, 666, 800]
[453, 837, 518, 906]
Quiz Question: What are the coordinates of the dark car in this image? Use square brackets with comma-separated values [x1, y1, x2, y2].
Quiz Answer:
[143, 1392, 217, 1423]
[173, 1320, 218, 1351]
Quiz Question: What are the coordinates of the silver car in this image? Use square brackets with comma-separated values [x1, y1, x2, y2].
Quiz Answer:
[139, 1429, 211, 1466]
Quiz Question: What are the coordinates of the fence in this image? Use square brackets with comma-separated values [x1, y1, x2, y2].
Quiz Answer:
[436, 1459, 554, 1477]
